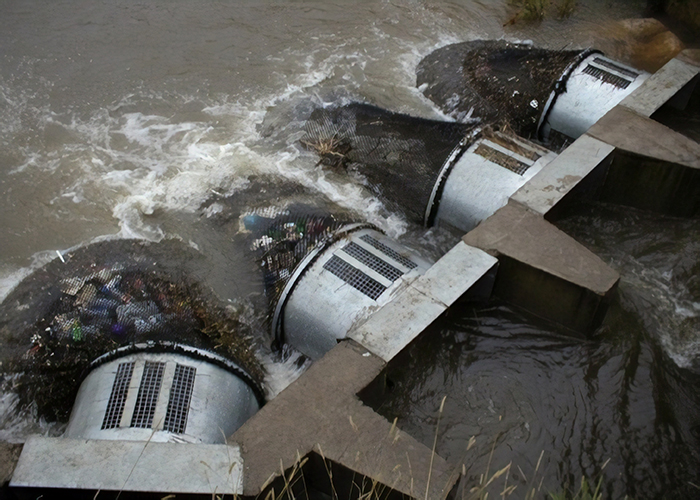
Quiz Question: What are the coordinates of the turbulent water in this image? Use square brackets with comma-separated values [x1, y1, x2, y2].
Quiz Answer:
[1, 1, 699, 498]
[368, 202, 700, 499]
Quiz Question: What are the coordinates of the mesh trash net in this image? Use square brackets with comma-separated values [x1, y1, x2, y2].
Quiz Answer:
[244, 205, 362, 335]
[1, 254, 264, 421]
[416, 40, 588, 139]
[301, 103, 476, 224]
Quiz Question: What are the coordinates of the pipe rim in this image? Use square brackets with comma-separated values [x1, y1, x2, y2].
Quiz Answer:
[535, 48, 602, 141]
[271, 223, 376, 347]
[84, 341, 267, 406]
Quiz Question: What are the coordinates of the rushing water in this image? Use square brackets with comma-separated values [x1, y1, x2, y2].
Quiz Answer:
[366, 203, 700, 499]
[1, 1, 699, 498]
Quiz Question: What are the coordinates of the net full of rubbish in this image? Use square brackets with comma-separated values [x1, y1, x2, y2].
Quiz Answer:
[416, 40, 589, 139]
[244, 206, 363, 333]
[301, 103, 476, 224]
[1, 259, 264, 422]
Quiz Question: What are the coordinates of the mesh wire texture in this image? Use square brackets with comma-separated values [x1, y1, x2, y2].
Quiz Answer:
[416, 40, 586, 139]
[246, 207, 359, 323]
[302, 103, 475, 224]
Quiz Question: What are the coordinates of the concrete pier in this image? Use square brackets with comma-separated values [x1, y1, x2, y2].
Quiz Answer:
[233, 341, 456, 499]
[463, 201, 619, 334]
[6, 50, 700, 499]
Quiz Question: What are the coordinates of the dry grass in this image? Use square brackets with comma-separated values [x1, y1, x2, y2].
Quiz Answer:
[205, 396, 614, 500]
[520, 0, 549, 21]
[548, 476, 604, 500]
[300, 133, 351, 169]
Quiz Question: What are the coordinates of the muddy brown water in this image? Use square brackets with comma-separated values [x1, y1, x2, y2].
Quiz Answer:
[1, 1, 699, 498]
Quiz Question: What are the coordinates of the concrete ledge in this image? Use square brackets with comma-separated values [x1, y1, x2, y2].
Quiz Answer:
[511, 134, 615, 217]
[463, 201, 619, 334]
[1, 441, 22, 488]
[350, 286, 446, 363]
[676, 49, 700, 67]
[588, 106, 700, 169]
[232, 341, 456, 499]
[10, 437, 243, 495]
[350, 241, 498, 361]
[620, 52, 700, 116]
[229, 244, 497, 498]
[586, 106, 700, 217]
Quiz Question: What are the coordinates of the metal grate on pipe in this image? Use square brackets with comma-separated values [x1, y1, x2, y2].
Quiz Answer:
[130, 361, 165, 429]
[474, 144, 531, 175]
[592, 57, 639, 79]
[359, 235, 417, 270]
[101, 361, 135, 430]
[163, 364, 196, 434]
[323, 255, 387, 300]
[582, 65, 631, 89]
[342, 242, 404, 282]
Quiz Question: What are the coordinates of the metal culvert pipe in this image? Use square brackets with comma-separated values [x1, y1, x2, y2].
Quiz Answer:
[64, 342, 264, 444]
[301, 105, 558, 234]
[416, 40, 650, 141]
[537, 53, 650, 140]
[427, 129, 558, 232]
[248, 210, 432, 360]
[276, 225, 432, 360]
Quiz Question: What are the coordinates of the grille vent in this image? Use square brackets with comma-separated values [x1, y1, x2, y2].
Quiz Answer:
[342, 242, 404, 281]
[474, 144, 531, 175]
[323, 255, 387, 300]
[592, 57, 639, 79]
[130, 361, 165, 428]
[101, 362, 135, 430]
[582, 65, 632, 89]
[163, 364, 196, 434]
[359, 235, 417, 269]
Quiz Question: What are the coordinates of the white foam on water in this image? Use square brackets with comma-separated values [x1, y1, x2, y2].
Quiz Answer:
[0, 250, 61, 304]
[0, 384, 65, 443]
[618, 258, 700, 370]
[259, 349, 311, 400]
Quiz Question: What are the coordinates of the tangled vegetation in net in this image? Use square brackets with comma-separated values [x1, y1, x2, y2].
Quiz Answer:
[2, 260, 264, 421]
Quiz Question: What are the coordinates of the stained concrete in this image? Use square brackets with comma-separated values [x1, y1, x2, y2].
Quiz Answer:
[350, 241, 498, 362]
[587, 72, 700, 217]
[11, 438, 244, 495]
[511, 134, 615, 217]
[230, 243, 495, 498]
[7, 45, 699, 500]
[511, 52, 700, 222]
[677, 49, 700, 67]
[490, 49, 700, 330]
[620, 53, 700, 115]
[463, 200, 620, 334]
[588, 105, 700, 169]
[232, 340, 457, 499]
[0, 442, 22, 489]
